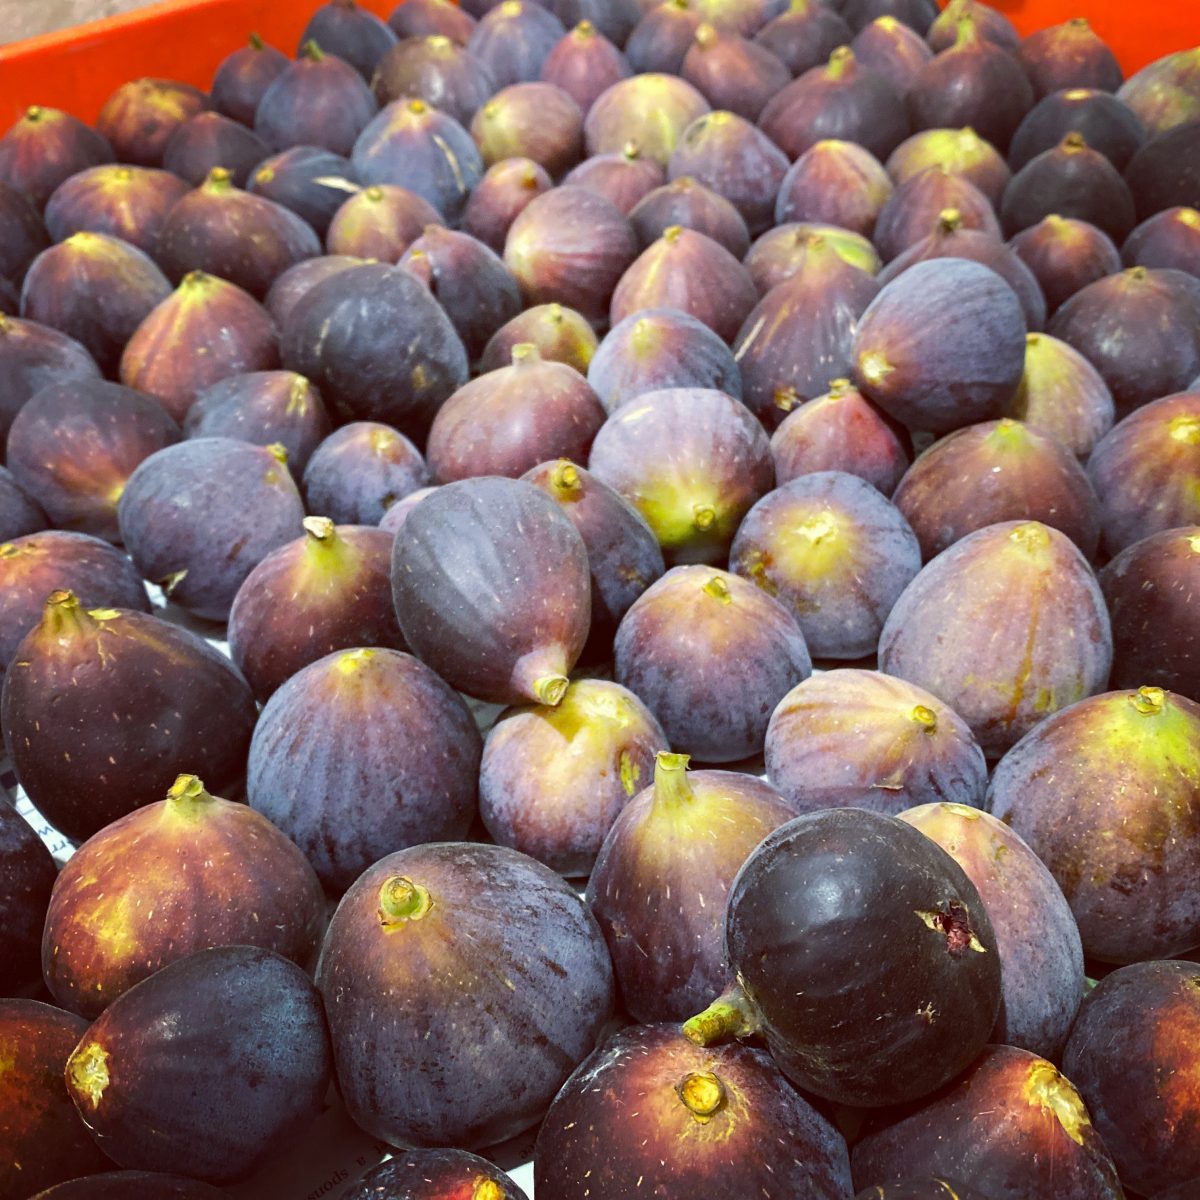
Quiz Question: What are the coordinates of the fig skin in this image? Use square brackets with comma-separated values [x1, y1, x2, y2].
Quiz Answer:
[467, 0, 566, 88]
[852, 258, 1027, 436]
[0, 999, 108, 1198]
[851, 15, 935, 97]
[315, 842, 615, 1148]
[685, 807, 1001, 1108]
[248, 146, 359, 240]
[1124, 121, 1200, 223]
[744, 220, 882, 293]
[854, 1182, 987, 1200]
[892, 417, 1101, 561]
[64, 946, 332, 1183]
[540, 20, 633, 116]
[0, 107, 114, 210]
[378, 485, 438, 533]
[587, 387, 774, 566]
[872, 166, 1001, 263]
[6, 380, 181, 543]
[391, 476, 591, 706]
[0, 467, 47, 542]
[160, 112, 270, 189]
[765, 669, 987, 814]
[681, 24, 792, 122]
[94, 78, 209, 168]
[0, 316, 102, 446]
[1017, 17, 1124, 98]
[29, 1173, 226, 1199]
[775, 138, 893, 237]
[1116, 46, 1200, 138]
[885, 126, 1011, 207]
[210, 32, 291, 127]
[389, 0, 478, 42]
[625, 1, 702, 76]
[878, 521, 1113, 758]
[470, 82, 584, 177]
[298, 0, 398, 82]
[1062, 961, 1200, 1198]
[1008, 88, 1147, 173]
[0, 276, 15, 317]
[584, 73, 712, 165]
[264, 253, 365, 329]
[0, 183, 49, 286]
[615, 566, 812, 762]
[248, 647, 481, 892]
[898, 802, 1085, 1059]
[849, 1045, 1124, 1199]
[561, 142, 666, 215]
[301, 421, 428, 525]
[325, 182, 441, 259]
[927, 0, 1018, 53]
[480, 678, 668, 876]
[988, 686, 1200, 964]
[1101, 527, 1200, 702]
[41, 774, 325, 1019]
[841, 0, 938, 34]
[587, 754, 798, 1020]
[0, 799, 57, 998]
[2, 593, 256, 843]
[1008, 214, 1122, 316]
[1123, 205, 1200, 276]
[341, 1150, 525, 1200]
[228, 518, 404, 701]
[535, 1023, 854, 1200]
[461, 156, 553, 252]
[629, 175, 751, 257]
[479, 301, 597, 374]
[756, 1, 854, 77]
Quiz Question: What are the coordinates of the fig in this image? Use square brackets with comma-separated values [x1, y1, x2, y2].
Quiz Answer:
[119, 271, 279, 422]
[850, 15, 934, 96]
[372, 35, 497, 126]
[852, 258, 1026, 435]
[254, 41, 378, 156]
[378, 485, 438, 533]
[302, 421, 427, 524]
[210, 33, 290, 126]
[680, 24, 791, 122]
[927, 0, 1017, 53]
[872, 166, 1001, 263]
[540, 20, 632, 115]
[758, 46, 910, 162]
[0, 316, 101, 445]
[628, 175, 751, 257]
[19, 232, 172, 375]
[0, 467, 47, 542]
[264, 253, 365, 328]
[280, 262, 468, 439]
[0, 107, 113, 210]
[503, 185, 638, 324]
[247, 146, 359, 239]
[479, 301, 597, 373]
[561, 141, 666, 215]
[1101, 527, 1200, 701]
[539, 0, 640, 46]
[471, 82, 584, 177]
[29, 1174, 225, 1200]
[64, 946, 331, 1182]
[161, 112, 270, 188]
[744, 220, 882, 292]
[1062, 961, 1200, 1198]
[1017, 17, 1124, 98]
[390, 475, 591, 705]
[94, 78, 208, 167]
[467, 0, 566, 88]
[1123, 205, 1200, 276]
[625, 0, 702, 76]
[2, 592, 257, 841]
[536, 1024, 854, 1200]
[1124, 120, 1200, 224]
[775, 138, 893, 236]
[326, 182, 441, 258]
[0, 276, 15, 316]
[683, 807, 1000, 1107]
[315, 842, 614, 1147]
[462, 156, 553, 251]
[1116, 45, 1200, 137]
[341, 1151, 525, 1200]
[1008, 213, 1122, 315]
[0, 800, 57, 997]
[615, 566, 811, 762]
[584, 73, 711, 165]
[840, 0, 937, 34]
[756, 1, 854, 77]
[850, 1045, 1124, 1199]
[892, 418, 1100, 560]
[480, 678, 667, 875]
[298, 0, 398, 81]
[1008, 87, 1147, 172]
[6, 380, 180, 542]
[885, 126, 1011, 206]
[854, 1183, 986, 1200]
[878, 521, 1112, 756]
[588, 387, 774, 565]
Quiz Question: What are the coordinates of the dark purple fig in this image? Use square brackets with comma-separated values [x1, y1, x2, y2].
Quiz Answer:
[745, 220, 881, 293]
[537, 1023, 853, 1200]
[840, 0, 938, 35]
[561, 141, 666, 214]
[29, 1173, 225, 1199]
[1123, 205, 1200, 276]
[0, 802, 57, 997]
[361, 480, 430, 531]
[183, 370, 330, 471]
[264, 252, 365, 327]
[765, 668, 987, 814]
[6, 380, 180, 542]
[540, 20, 632, 115]
[302, 421, 428, 524]
[899, 802, 1085, 1058]
[42, 166, 189, 260]
[0, 532, 151, 670]
[1008, 87, 1147, 172]
[885, 125, 1010, 205]
[878, 520, 1112, 756]
[733, 238, 880, 429]
[19, 232, 172, 375]
[1008, 213, 1122, 315]
[161, 112, 270, 189]
[1017, 17, 1124, 98]
[42, 773, 324, 1018]
[280, 262, 468, 438]
[254, 41, 378, 156]
[479, 301, 597, 373]
[851, 15, 934, 96]
[771, 377, 912, 494]
[588, 307, 741, 411]
[119, 272, 278, 423]
[850, 1045, 1124, 1198]
[480, 678, 667, 875]
[1063, 961, 1200, 1198]
[462, 156, 552, 251]
[680, 24, 791, 122]
[299, 0, 398, 81]
[94, 78, 209, 167]
[325, 182, 440, 258]
[683, 806, 1000, 1106]
[587, 755, 797, 1017]
[2, 592, 257, 841]
[0, 464, 48, 542]
[466, 0, 566, 88]
[316, 842, 614, 1146]
[0, 315, 101, 445]
[470, 82, 584, 176]
[1117, 46, 1200, 137]
[504, 185, 638, 324]
[391, 475, 591, 705]
[625, 0, 702, 75]
[628, 175, 752, 256]
[341, 1150, 524, 1200]
[588, 387, 774, 564]
[0, 1000, 107, 1195]
[372, 34, 496, 125]
[759, 45, 910, 161]
[855, 1182, 987, 1200]
[872, 165, 1000, 262]
[0, 181, 48, 285]
[907, 21, 1034, 152]
[927, 0, 1018, 53]
[0, 276, 16, 316]
[757, 0, 854, 76]
[615, 566, 811, 761]
[989, 686, 1200, 962]
[248, 146, 359, 238]
[853, 258, 1026, 435]
[540, 0, 640, 46]
[210, 33, 291, 126]
[584, 73, 711, 165]
[64, 946, 331, 1182]
[1124, 120, 1200, 225]
[0, 107, 113, 211]
[775, 138, 893, 236]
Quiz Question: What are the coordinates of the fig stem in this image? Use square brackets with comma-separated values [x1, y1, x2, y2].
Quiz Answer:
[379, 876, 433, 926]
[302, 39, 326, 61]
[67, 1042, 110, 1110]
[165, 774, 213, 809]
[652, 751, 694, 809]
[42, 590, 94, 639]
[534, 674, 570, 707]
[248, 31, 264, 50]
[303, 515, 337, 544]
[1131, 686, 1165, 715]
[550, 459, 583, 498]
[682, 986, 760, 1047]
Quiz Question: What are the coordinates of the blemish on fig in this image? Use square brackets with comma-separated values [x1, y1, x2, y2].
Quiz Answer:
[68, 1041, 110, 1109]
[915, 902, 987, 955]
[677, 1070, 726, 1123]
[1022, 1060, 1089, 1145]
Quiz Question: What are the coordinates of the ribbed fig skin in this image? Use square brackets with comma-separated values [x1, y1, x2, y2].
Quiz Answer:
[1016, 17, 1124, 98]
[886, 126, 1011, 206]
[342, 1150, 525, 1200]
[1123, 205, 1200, 276]
[0, 106, 113, 209]
[470, 82, 584, 176]
[872, 166, 1001, 263]
[0, 316, 101, 445]
[247, 146, 358, 239]
[540, 20, 632, 115]
[0, 808, 58, 997]
[210, 33, 290, 126]
[851, 15, 934, 96]
[467, 0, 566, 88]
[562, 144, 666, 215]
[1008, 88, 1146, 172]
[628, 175, 751, 257]
[161, 112, 269, 188]
[1008, 214, 1122, 315]
[95, 78, 209, 167]
[0, 464, 47, 542]
[302, 421, 429, 525]
[479, 301, 598, 374]
[584, 73, 711, 165]
[297, 0, 398, 81]
[681, 24, 792, 122]
[745, 220, 882, 294]
[775, 138, 893, 236]
[757, 2, 853, 77]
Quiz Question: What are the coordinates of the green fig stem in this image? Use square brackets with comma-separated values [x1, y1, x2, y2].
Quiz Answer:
[1068, 16, 1090, 29]
[702, 574, 732, 603]
[303, 39, 326, 61]
[858, 351, 893, 387]
[652, 751, 694, 809]
[1009, 522, 1050, 551]
[937, 208, 963, 234]
[1179, 208, 1200, 229]
[682, 985, 760, 1047]
[695, 22, 718, 48]
[165, 774, 215, 813]
[42, 590, 94, 638]
[827, 377, 851, 398]
[248, 31, 264, 50]
[911, 704, 938, 733]
[25, 104, 43, 121]
[550, 459, 583, 498]
[827, 45, 854, 79]
[575, 20, 595, 37]
[205, 166, 234, 192]
[1131, 686, 1165, 715]
[473, 1183, 505, 1200]
[621, 139, 641, 161]
[693, 503, 717, 532]
[534, 674, 570, 707]
[678, 1071, 727, 1123]
[379, 876, 433, 926]
[511, 342, 541, 367]
[0, 313, 10, 334]
[774, 385, 799, 413]
[953, 14, 979, 48]
[1062, 131, 1088, 152]
[663, 224, 683, 245]
[267, 442, 289, 466]
[303, 515, 338, 545]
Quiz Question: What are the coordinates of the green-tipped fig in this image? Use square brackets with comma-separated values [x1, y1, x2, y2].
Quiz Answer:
[562, 140, 666, 214]
[1008, 213, 1122, 316]
[1117, 45, 1200, 137]
[1017, 17, 1123, 98]
[94, 78, 209, 167]
[775, 138, 893, 236]
[462, 156, 553, 252]
[471, 82, 585, 176]
[210, 32, 290, 126]
[745, 220, 881, 295]
[629, 175, 751, 257]
[886, 126, 1011, 206]
[325, 182, 440, 259]
[479, 301, 597, 374]
[1123, 205, 1200, 275]
[0, 106, 113, 209]
[584, 72, 711, 165]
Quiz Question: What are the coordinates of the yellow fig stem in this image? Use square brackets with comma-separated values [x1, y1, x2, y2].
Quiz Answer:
[682, 985, 760, 1046]
[652, 751, 694, 809]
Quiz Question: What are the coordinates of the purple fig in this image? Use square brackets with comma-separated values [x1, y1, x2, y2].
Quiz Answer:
[745, 219, 881, 292]
[248, 143, 360, 240]
[540, 20, 632, 115]
[1009, 87, 1146, 172]
[0, 107, 113, 210]
[885, 125, 1010, 205]
[479, 301, 598, 373]
[851, 15, 934, 96]
[0, 467, 47, 542]
[264, 253, 366, 327]
[0, 181, 48, 285]
[470, 83, 584, 176]
[1124, 120, 1200, 224]
[775, 138, 893, 236]
[371, 34, 496, 125]
[539, 0, 640, 46]
[302, 421, 427, 524]
[1017, 17, 1123, 98]
[325, 182, 440, 257]
[927, 0, 1018, 53]
[1116, 45, 1200, 136]
[209, 33, 290, 126]
[466, 0, 567, 88]
[462, 156, 552, 250]
[342, 1152, 524, 1200]
[95, 78, 209, 167]
[681, 23, 791, 122]
[1123, 205, 1200, 276]
[298, 0, 398, 81]
[756, 1, 854, 77]
[0, 275, 16, 316]
[561, 141, 666, 214]
[378, 485, 437, 533]
[0, 315, 101, 444]
[0, 806, 57, 998]
[625, 0, 702, 75]
[584, 73, 711, 165]
[1008, 213, 1122, 315]
[629, 175, 751, 256]
[840, 0, 938, 35]
[872, 165, 1000, 262]
[389, 0, 478, 42]
[161, 112, 270, 189]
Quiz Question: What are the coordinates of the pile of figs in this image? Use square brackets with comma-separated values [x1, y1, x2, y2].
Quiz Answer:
[2, 0, 1200, 1197]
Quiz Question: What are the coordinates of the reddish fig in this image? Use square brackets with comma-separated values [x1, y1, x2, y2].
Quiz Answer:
[372, 35, 496, 126]
[467, 0, 566, 88]
[681, 24, 791, 122]
[872, 166, 1000, 262]
[745, 220, 881, 293]
[342, 1152, 524, 1200]
[302, 421, 428, 525]
[629, 175, 751, 256]
[757, 1, 854, 77]
[0, 804, 57, 998]
[325, 183, 439, 258]
[209, 32, 290, 126]
[0, 316, 101, 444]
[298, 0, 398, 81]
[851, 15, 934, 96]
[479, 301, 597, 373]
[0, 107, 113, 209]
[161, 112, 269, 188]
[95, 78, 208, 167]
[1117, 46, 1200, 137]
[1008, 213, 1122, 315]
[263, 253, 365, 328]
[927, 0, 1017, 53]
[540, 21, 632, 115]
[1017, 17, 1123, 98]
[1123, 205, 1200, 276]
[775, 138, 893, 236]
[625, 1, 702, 75]
[462, 156, 552, 250]
[1008, 87, 1146, 172]
[470, 83, 583, 177]
[562, 141, 666, 214]
[885, 125, 1010, 206]
[584, 73, 711, 164]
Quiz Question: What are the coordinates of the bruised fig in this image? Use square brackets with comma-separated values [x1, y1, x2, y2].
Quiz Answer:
[775, 139, 893, 236]
[872, 166, 1000, 262]
[461, 156, 552, 251]
[95, 78, 208, 167]
[562, 141, 666, 214]
[302, 422, 428, 525]
[886, 125, 1010, 205]
[471, 82, 584, 176]
[0, 803, 57, 997]
[628, 175, 750, 257]
[584, 73, 711, 165]
[466, 0, 566, 88]
[681, 23, 791, 122]
[0, 316, 101, 445]
[540, 20, 632, 115]
[1123, 206, 1200, 276]
[479, 301, 597, 373]
[248, 147, 359, 239]
[341, 1151, 525, 1200]
[298, 0, 398, 82]
[1017, 17, 1123, 98]
[209, 33, 290, 126]
[1008, 88, 1146, 173]
[0, 107, 113, 210]
[927, 0, 1017, 53]
[850, 15, 934, 96]
[161, 112, 269, 188]
[756, 1, 854, 77]
[264, 253, 366, 328]
[745, 220, 881, 293]
[1008, 214, 1122, 316]
[326, 183, 440, 258]
[625, 1, 702, 76]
